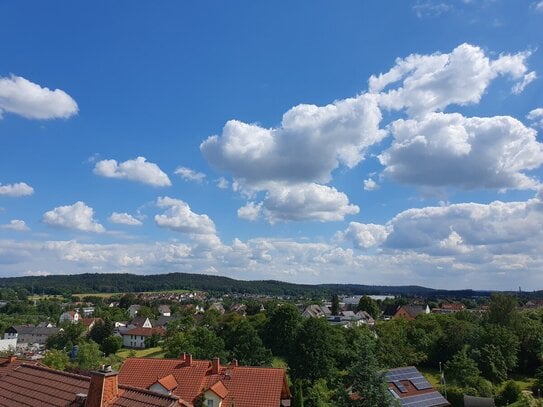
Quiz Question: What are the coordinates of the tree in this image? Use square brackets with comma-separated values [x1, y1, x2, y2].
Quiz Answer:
[496, 380, 521, 406]
[445, 347, 481, 388]
[349, 337, 397, 407]
[223, 319, 272, 366]
[290, 318, 336, 382]
[331, 294, 340, 316]
[263, 304, 301, 358]
[487, 293, 518, 327]
[75, 340, 103, 370]
[478, 324, 520, 372]
[357, 296, 380, 319]
[474, 344, 507, 384]
[376, 318, 425, 368]
[42, 349, 69, 370]
[88, 319, 114, 347]
[47, 322, 85, 350]
[102, 335, 122, 356]
[304, 379, 333, 407]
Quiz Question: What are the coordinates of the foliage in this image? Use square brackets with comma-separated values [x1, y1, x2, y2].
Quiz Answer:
[47, 322, 85, 350]
[102, 335, 122, 356]
[473, 344, 508, 384]
[496, 380, 521, 406]
[331, 294, 340, 316]
[42, 349, 69, 370]
[445, 347, 481, 388]
[75, 340, 103, 370]
[303, 379, 333, 407]
[263, 304, 301, 358]
[357, 296, 380, 319]
[487, 293, 518, 327]
[223, 319, 272, 366]
[376, 319, 426, 368]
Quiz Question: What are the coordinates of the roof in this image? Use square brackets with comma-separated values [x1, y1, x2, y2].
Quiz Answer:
[123, 327, 165, 337]
[386, 366, 449, 407]
[157, 374, 178, 391]
[0, 363, 180, 407]
[463, 395, 496, 407]
[396, 305, 428, 319]
[80, 317, 102, 327]
[10, 325, 60, 336]
[119, 356, 290, 407]
[0, 357, 28, 377]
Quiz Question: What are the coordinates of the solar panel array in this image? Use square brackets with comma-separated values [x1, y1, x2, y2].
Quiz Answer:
[394, 381, 407, 393]
[385, 366, 433, 390]
[400, 391, 449, 407]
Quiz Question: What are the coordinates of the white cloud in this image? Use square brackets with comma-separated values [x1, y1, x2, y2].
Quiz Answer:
[216, 177, 230, 189]
[42, 201, 105, 233]
[108, 212, 142, 226]
[94, 156, 171, 187]
[175, 166, 206, 183]
[527, 108, 543, 129]
[260, 182, 359, 223]
[534, 1, 543, 12]
[154, 197, 216, 235]
[0, 75, 78, 119]
[0, 219, 30, 232]
[337, 222, 389, 249]
[201, 93, 381, 222]
[412, 1, 452, 18]
[202, 94, 384, 185]
[370, 43, 535, 117]
[363, 178, 379, 191]
[380, 112, 543, 190]
[237, 201, 262, 221]
[0, 182, 34, 197]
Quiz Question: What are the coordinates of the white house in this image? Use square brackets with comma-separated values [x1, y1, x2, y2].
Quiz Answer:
[59, 311, 80, 324]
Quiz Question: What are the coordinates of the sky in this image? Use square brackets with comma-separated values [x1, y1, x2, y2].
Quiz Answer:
[1, 1, 543, 290]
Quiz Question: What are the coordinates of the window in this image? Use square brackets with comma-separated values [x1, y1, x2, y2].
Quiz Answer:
[207, 400, 213, 407]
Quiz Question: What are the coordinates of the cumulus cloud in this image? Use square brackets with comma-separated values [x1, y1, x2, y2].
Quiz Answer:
[341, 195, 543, 258]
[0, 219, 30, 232]
[154, 197, 216, 235]
[0, 182, 34, 197]
[260, 183, 359, 223]
[94, 156, 171, 187]
[379, 112, 543, 190]
[42, 201, 105, 233]
[108, 212, 142, 226]
[363, 178, 379, 191]
[337, 222, 389, 249]
[534, 1, 543, 12]
[237, 202, 262, 221]
[370, 43, 535, 117]
[201, 93, 382, 222]
[412, 1, 452, 18]
[175, 166, 206, 183]
[527, 108, 543, 129]
[202, 94, 384, 185]
[0, 75, 78, 119]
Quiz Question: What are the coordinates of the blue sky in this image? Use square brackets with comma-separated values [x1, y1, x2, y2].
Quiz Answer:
[1, 1, 543, 289]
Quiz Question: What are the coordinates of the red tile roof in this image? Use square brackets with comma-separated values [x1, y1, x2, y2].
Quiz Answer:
[0, 363, 181, 407]
[157, 374, 179, 391]
[208, 380, 229, 399]
[119, 356, 291, 407]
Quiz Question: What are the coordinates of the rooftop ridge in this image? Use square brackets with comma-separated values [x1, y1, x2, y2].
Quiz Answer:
[126, 356, 287, 370]
[119, 383, 181, 400]
[19, 363, 91, 381]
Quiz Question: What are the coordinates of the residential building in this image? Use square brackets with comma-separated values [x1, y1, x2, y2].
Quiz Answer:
[4, 325, 60, 347]
[0, 358, 182, 406]
[158, 304, 171, 317]
[393, 305, 430, 321]
[128, 304, 141, 318]
[301, 304, 331, 318]
[59, 310, 81, 324]
[121, 326, 166, 348]
[119, 353, 291, 407]
[386, 366, 449, 406]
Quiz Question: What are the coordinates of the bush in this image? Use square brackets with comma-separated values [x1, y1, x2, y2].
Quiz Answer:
[496, 380, 521, 406]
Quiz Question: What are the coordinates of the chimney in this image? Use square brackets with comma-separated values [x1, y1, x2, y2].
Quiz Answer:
[186, 353, 192, 366]
[85, 365, 118, 407]
[180, 352, 187, 361]
[8, 355, 17, 363]
[212, 357, 220, 375]
[229, 359, 238, 367]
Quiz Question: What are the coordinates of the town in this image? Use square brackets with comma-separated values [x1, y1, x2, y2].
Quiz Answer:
[1, 282, 543, 406]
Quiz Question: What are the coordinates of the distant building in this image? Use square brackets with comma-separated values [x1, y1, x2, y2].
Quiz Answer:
[4, 325, 60, 347]
[127, 304, 141, 318]
[432, 303, 465, 314]
[393, 305, 430, 321]
[158, 304, 171, 317]
[59, 310, 80, 324]
[121, 326, 165, 348]
[302, 304, 332, 318]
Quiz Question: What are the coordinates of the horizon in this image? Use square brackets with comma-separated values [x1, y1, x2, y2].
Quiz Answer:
[1, 1, 543, 291]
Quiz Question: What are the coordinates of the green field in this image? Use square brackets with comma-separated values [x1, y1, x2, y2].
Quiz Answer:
[116, 346, 165, 359]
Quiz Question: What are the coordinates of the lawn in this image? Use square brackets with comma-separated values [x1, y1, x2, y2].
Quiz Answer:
[116, 346, 165, 359]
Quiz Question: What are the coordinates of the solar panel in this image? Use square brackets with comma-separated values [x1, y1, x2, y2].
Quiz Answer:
[394, 381, 408, 393]
[400, 391, 449, 407]
[410, 377, 433, 390]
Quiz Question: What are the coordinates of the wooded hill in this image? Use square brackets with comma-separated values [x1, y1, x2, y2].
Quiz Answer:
[0, 272, 493, 298]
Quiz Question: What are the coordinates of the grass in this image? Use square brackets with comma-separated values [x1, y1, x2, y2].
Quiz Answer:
[116, 346, 165, 359]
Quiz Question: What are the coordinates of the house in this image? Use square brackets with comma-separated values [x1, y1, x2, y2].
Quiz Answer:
[119, 354, 291, 407]
[0, 358, 182, 406]
[432, 303, 466, 314]
[80, 317, 103, 333]
[4, 325, 60, 347]
[128, 304, 141, 318]
[0, 338, 17, 352]
[301, 304, 331, 318]
[59, 310, 81, 324]
[393, 305, 430, 321]
[385, 366, 449, 406]
[158, 304, 171, 317]
[208, 302, 225, 314]
[121, 326, 166, 348]
[130, 316, 154, 328]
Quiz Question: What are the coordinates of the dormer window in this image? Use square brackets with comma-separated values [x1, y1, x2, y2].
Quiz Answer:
[207, 400, 213, 407]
